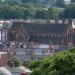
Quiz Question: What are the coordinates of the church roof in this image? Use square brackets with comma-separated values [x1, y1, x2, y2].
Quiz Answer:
[11, 22, 70, 33]
[10, 21, 71, 43]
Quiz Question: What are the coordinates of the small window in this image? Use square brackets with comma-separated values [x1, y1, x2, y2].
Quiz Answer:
[58, 20, 63, 24]
[50, 20, 55, 24]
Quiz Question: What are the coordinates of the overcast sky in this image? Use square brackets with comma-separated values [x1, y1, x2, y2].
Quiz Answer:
[65, 0, 71, 1]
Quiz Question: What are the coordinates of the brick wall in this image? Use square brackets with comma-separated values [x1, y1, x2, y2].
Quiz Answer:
[21, 73, 28, 75]
[0, 53, 9, 66]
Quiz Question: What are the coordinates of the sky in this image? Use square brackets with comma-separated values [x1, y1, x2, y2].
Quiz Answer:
[65, 0, 71, 5]
[65, 0, 69, 1]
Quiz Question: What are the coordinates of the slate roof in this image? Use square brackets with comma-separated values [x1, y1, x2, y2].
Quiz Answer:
[10, 22, 70, 43]
[11, 22, 70, 33]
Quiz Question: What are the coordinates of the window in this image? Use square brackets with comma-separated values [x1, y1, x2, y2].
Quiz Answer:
[50, 20, 55, 24]
[2, 33, 5, 38]
[0, 24, 3, 29]
[64, 19, 68, 24]
[58, 20, 63, 24]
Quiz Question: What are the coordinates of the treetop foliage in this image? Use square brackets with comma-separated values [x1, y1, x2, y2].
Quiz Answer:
[29, 48, 75, 75]
[0, 0, 74, 19]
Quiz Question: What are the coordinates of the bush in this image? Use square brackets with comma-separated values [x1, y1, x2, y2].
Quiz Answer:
[29, 48, 75, 75]
[29, 60, 41, 70]
[12, 58, 20, 67]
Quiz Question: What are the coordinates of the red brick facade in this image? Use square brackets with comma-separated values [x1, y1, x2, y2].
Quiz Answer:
[21, 73, 28, 75]
[0, 52, 9, 66]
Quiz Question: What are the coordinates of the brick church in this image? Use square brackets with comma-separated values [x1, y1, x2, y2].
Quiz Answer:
[8, 19, 75, 45]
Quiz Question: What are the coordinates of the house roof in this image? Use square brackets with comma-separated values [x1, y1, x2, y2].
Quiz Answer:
[0, 52, 7, 55]
[0, 67, 11, 75]
[18, 66, 32, 73]
[11, 22, 70, 33]
[29, 37, 63, 43]
[5, 66, 32, 73]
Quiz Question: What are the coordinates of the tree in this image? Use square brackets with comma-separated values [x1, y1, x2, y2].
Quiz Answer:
[31, 68, 42, 75]
[29, 48, 75, 75]
[29, 60, 41, 70]
[0, 4, 33, 19]
[23, 9, 32, 19]
[47, 7, 61, 19]
[56, 0, 65, 7]
[0, 0, 5, 3]
[0, 5, 13, 19]
[0, 1, 62, 19]
[61, 4, 75, 19]
[12, 58, 20, 67]
[7, 0, 21, 4]
[71, 0, 75, 3]
[34, 10, 47, 19]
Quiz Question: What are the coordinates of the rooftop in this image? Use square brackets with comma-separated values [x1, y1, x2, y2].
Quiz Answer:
[11, 22, 70, 33]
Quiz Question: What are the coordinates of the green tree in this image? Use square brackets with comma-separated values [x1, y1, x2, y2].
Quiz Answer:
[61, 4, 75, 19]
[29, 60, 41, 70]
[0, 4, 33, 19]
[5, 0, 21, 5]
[34, 10, 47, 19]
[47, 7, 61, 19]
[12, 58, 20, 67]
[29, 48, 75, 75]
[71, 0, 75, 3]
[56, 0, 65, 7]
[31, 68, 42, 75]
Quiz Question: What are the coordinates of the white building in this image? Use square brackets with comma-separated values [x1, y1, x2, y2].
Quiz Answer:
[0, 20, 12, 46]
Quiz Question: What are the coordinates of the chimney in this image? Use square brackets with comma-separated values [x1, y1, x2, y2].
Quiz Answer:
[8, 61, 15, 68]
